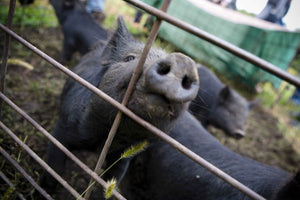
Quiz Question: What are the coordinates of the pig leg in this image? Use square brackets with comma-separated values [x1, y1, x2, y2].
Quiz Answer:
[40, 143, 67, 194]
[40, 123, 69, 194]
[62, 37, 76, 62]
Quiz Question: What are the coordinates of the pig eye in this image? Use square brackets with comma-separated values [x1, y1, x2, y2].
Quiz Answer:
[124, 55, 135, 62]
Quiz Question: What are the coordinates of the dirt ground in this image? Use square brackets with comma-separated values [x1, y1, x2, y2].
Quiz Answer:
[0, 8, 300, 200]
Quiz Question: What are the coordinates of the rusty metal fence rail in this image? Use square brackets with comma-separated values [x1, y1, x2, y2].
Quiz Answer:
[0, 0, 299, 199]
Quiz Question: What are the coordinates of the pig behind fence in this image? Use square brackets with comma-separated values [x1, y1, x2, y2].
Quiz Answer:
[189, 65, 259, 138]
[40, 16, 199, 197]
[49, 0, 255, 138]
[120, 112, 300, 200]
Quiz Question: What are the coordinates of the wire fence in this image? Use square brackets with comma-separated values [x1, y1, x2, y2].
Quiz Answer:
[0, 0, 299, 199]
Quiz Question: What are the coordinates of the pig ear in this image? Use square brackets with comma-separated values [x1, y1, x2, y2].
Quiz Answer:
[116, 15, 135, 42]
[218, 86, 231, 104]
[101, 16, 135, 65]
[248, 98, 260, 109]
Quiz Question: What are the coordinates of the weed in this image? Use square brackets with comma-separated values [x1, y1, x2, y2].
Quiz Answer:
[104, 178, 117, 200]
[78, 141, 148, 199]
[1, 186, 15, 200]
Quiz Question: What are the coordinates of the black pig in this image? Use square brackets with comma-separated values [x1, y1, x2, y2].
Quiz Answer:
[49, 1, 255, 138]
[49, 0, 108, 62]
[189, 65, 258, 138]
[40, 16, 199, 196]
[120, 112, 298, 200]
[19, 0, 34, 5]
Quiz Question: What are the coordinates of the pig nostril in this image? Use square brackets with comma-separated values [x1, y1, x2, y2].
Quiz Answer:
[182, 75, 193, 90]
[157, 63, 171, 75]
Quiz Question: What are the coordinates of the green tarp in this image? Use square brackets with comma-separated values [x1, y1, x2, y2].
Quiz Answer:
[140, 0, 300, 88]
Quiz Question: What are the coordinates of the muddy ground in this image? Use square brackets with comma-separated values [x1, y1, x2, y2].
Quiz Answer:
[0, 4, 300, 200]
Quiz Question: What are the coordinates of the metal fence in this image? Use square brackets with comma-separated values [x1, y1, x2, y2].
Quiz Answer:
[0, 0, 299, 199]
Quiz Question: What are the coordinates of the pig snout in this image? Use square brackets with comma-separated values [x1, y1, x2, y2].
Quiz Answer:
[145, 53, 199, 103]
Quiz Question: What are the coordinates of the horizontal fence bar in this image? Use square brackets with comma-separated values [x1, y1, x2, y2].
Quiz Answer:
[123, 0, 300, 88]
[0, 144, 54, 200]
[0, 25, 264, 199]
[0, 170, 26, 200]
[0, 93, 126, 200]
[0, 121, 80, 200]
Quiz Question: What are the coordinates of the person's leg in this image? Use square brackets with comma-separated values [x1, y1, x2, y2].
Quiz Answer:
[86, 0, 106, 24]
[134, 11, 143, 23]
[86, 0, 105, 13]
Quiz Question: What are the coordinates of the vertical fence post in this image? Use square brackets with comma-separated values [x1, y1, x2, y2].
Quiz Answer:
[0, 0, 16, 118]
[83, 1, 171, 199]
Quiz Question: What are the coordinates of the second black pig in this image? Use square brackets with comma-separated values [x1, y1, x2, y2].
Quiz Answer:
[189, 65, 258, 138]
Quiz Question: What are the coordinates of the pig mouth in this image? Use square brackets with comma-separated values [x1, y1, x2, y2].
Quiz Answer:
[148, 93, 174, 106]
[147, 93, 186, 117]
[157, 94, 171, 105]
[148, 92, 189, 106]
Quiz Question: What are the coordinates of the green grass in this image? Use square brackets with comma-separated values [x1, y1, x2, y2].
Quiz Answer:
[0, 0, 58, 27]
[258, 67, 300, 111]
